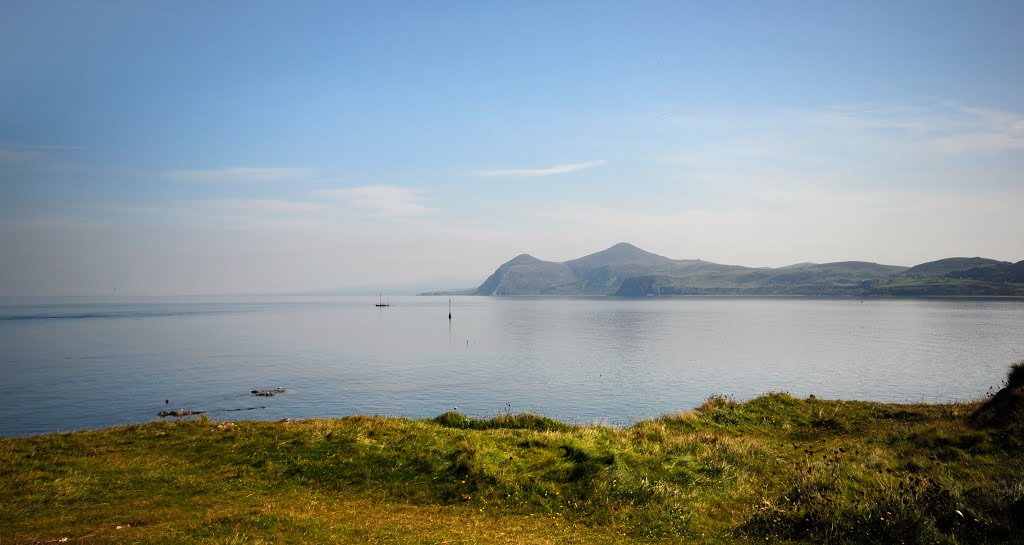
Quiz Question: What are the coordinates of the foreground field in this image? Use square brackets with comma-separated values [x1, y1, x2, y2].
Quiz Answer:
[2, 393, 1022, 544]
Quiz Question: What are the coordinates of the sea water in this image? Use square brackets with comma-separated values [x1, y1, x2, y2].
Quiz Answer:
[1, 295, 1022, 436]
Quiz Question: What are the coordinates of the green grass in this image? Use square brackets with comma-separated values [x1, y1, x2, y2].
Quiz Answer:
[2, 394, 1022, 544]
[868, 277, 1024, 296]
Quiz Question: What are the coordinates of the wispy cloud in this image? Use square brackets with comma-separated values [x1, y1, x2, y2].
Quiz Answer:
[812, 102, 1024, 154]
[0, 146, 41, 163]
[0, 143, 84, 164]
[468, 159, 607, 177]
[204, 199, 329, 212]
[322, 186, 436, 218]
[165, 166, 312, 182]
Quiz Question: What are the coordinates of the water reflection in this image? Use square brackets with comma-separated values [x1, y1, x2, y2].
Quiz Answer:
[1, 296, 1022, 435]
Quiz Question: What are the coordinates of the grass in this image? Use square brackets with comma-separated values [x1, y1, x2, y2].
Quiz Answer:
[868, 277, 1024, 296]
[2, 394, 1022, 544]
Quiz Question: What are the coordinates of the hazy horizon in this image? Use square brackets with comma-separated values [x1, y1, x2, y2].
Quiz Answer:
[0, 240, 1017, 298]
[3, 2, 1023, 296]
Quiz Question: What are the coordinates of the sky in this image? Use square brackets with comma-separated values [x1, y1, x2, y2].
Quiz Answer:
[2, 1, 1023, 296]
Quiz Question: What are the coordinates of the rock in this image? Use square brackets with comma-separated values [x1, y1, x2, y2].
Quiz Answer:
[157, 409, 205, 417]
[251, 387, 286, 397]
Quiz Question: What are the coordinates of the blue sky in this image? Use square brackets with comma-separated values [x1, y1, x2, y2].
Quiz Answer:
[2, 1, 1023, 295]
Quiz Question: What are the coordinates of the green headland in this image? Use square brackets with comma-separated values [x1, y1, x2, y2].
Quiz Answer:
[442, 242, 1024, 297]
[3, 365, 1023, 544]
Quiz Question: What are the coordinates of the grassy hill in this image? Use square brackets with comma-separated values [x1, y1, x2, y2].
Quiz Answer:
[950, 261, 1024, 283]
[904, 258, 1007, 276]
[869, 259, 1024, 296]
[3, 390, 1022, 544]
[615, 261, 911, 296]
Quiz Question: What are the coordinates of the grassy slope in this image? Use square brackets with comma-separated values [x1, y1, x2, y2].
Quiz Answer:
[869, 278, 1024, 296]
[2, 395, 1022, 544]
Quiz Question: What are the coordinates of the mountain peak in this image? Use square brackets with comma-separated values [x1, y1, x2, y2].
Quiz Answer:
[503, 253, 542, 266]
[568, 242, 671, 268]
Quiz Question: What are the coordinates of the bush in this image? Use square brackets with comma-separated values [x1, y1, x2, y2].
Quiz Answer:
[433, 411, 570, 432]
[1007, 360, 1024, 389]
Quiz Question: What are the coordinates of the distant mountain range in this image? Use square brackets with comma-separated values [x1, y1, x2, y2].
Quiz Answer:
[441, 243, 1024, 297]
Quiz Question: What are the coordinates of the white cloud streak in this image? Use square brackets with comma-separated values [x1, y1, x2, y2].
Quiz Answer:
[204, 199, 329, 213]
[812, 102, 1024, 154]
[165, 166, 312, 182]
[468, 159, 607, 177]
[0, 146, 42, 163]
[0, 143, 87, 164]
[321, 186, 436, 217]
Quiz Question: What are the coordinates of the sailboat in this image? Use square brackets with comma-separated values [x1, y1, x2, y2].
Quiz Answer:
[375, 293, 390, 307]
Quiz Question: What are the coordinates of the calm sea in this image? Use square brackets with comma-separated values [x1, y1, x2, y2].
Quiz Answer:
[1, 296, 1022, 436]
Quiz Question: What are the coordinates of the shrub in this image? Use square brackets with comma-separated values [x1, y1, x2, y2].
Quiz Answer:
[1007, 360, 1024, 389]
[432, 411, 570, 432]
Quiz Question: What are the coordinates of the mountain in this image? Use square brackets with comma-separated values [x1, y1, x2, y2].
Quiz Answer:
[567, 242, 672, 269]
[467, 244, 1024, 297]
[864, 258, 1024, 296]
[477, 243, 686, 295]
[476, 254, 576, 295]
[565, 243, 684, 295]
[904, 257, 1007, 276]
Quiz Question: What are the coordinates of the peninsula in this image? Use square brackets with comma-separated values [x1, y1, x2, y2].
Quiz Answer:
[450, 243, 1024, 297]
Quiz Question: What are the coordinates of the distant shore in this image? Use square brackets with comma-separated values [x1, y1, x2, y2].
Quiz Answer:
[420, 291, 1024, 299]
